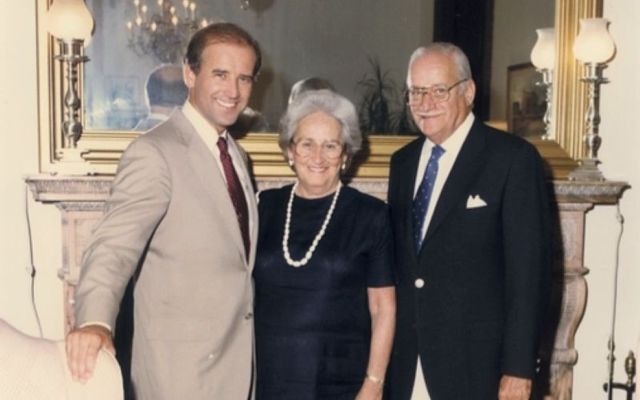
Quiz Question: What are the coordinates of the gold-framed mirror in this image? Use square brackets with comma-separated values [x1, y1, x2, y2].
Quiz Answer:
[36, 0, 602, 179]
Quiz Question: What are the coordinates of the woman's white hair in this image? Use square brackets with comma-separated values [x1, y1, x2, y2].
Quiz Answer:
[279, 89, 362, 162]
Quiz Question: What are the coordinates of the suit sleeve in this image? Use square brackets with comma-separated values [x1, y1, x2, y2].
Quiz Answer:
[500, 141, 552, 378]
[74, 138, 172, 329]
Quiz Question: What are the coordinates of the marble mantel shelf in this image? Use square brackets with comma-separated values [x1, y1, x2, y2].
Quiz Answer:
[25, 174, 113, 203]
[25, 174, 628, 400]
[24, 174, 630, 203]
[553, 180, 630, 204]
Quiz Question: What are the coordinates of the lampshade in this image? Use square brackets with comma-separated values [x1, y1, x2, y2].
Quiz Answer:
[573, 18, 616, 63]
[48, 0, 94, 44]
[530, 28, 555, 70]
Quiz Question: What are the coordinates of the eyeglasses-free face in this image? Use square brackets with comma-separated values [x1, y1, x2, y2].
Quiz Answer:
[406, 78, 469, 105]
[183, 42, 257, 133]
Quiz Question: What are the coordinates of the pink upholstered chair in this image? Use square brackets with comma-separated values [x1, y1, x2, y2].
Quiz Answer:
[0, 319, 123, 400]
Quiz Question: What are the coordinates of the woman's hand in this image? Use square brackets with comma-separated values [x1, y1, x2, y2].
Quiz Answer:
[355, 377, 383, 400]
[357, 286, 395, 400]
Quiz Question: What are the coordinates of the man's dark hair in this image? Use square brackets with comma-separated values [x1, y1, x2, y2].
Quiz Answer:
[184, 22, 262, 77]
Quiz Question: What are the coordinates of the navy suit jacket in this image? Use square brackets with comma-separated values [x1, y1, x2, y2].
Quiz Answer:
[386, 119, 551, 399]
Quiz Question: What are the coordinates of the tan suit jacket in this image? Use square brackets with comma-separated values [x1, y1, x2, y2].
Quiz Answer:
[74, 109, 258, 400]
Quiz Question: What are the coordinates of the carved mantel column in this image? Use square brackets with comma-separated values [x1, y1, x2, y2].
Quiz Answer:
[25, 175, 112, 333]
[545, 180, 628, 399]
[25, 175, 628, 399]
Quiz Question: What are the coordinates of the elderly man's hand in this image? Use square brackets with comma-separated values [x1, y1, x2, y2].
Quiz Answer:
[65, 325, 115, 383]
[498, 375, 532, 400]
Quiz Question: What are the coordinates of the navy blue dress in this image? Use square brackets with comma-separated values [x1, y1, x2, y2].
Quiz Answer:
[254, 184, 394, 400]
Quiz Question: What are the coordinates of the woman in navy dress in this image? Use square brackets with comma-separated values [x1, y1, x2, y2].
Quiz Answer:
[254, 89, 396, 400]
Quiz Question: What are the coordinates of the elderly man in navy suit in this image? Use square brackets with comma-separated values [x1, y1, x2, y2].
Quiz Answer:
[386, 42, 551, 400]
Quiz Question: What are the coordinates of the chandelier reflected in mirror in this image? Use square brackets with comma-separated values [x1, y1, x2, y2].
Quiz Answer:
[126, 0, 252, 64]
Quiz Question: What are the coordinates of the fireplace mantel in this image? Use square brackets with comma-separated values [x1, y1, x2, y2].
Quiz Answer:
[25, 174, 628, 399]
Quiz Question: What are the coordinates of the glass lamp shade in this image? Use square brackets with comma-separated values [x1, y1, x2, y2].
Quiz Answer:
[531, 28, 555, 70]
[48, 0, 94, 45]
[573, 18, 616, 63]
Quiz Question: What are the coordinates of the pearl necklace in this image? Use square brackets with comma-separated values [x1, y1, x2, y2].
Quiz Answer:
[282, 181, 342, 267]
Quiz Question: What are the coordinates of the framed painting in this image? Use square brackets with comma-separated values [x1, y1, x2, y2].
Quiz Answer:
[506, 62, 546, 138]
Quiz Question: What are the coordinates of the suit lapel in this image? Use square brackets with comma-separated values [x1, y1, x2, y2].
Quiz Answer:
[171, 111, 249, 266]
[421, 120, 487, 247]
[396, 138, 424, 260]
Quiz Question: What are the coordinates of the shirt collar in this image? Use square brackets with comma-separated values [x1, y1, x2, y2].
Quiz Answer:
[182, 100, 228, 145]
[425, 112, 475, 155]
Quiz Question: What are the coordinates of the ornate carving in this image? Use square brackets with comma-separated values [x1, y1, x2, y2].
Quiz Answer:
[26, 175, 112, 202]
[553, 180, 629, 203]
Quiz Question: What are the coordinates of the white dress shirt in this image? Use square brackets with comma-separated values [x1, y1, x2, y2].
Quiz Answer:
[182, 100, 256, 237]
[182, 101, 248, 187]
[411, 112, 474, 400]
[413, 112, 475, 242]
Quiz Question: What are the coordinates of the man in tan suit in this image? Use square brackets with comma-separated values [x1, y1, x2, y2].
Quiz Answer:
[65, 23, 261, 400]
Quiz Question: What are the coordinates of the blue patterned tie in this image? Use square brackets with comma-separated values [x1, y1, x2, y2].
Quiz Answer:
[412, 145, 445, 251]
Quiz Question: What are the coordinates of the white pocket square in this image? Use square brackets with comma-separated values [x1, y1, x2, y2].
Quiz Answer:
[466, 194, 487, 209]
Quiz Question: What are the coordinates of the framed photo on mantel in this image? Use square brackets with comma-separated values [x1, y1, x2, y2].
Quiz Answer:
[507, 62, 546, 138]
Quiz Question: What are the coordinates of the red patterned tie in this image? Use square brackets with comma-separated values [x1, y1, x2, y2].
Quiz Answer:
[217, 137, 250, 260]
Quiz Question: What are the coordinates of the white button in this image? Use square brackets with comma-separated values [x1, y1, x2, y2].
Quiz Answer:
[207, 353, 214, 359]
[244, 312, 253, 320]
[414, 278, 425, 288]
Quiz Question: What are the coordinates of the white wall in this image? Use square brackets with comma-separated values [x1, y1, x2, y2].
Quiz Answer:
[0, 1, 638, 397]
[574, 0, 640, 398]
[0, 1, 64, 338]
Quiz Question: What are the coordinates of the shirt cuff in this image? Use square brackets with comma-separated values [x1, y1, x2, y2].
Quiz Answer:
[78, 321, 113, 333]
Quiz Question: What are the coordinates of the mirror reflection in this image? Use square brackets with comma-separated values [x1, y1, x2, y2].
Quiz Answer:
[84, 0, 553, 136]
